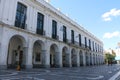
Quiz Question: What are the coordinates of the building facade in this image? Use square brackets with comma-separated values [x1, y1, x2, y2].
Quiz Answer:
[0, 0, 104, 69]
[114, 43, 120, 64]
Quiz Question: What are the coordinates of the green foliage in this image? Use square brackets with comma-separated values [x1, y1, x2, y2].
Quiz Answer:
[105, 52, 116, 63]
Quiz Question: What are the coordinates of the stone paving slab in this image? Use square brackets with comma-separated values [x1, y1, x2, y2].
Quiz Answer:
[0, 64, 120, 80]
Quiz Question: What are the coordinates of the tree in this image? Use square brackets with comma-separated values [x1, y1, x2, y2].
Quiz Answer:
[105, 52, 116, 64]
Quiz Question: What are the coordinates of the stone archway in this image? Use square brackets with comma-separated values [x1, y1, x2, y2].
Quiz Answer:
[50, 44, 59, 68]
[7, 35, 26, 69]
[79, 50, 83, 66]
[71, 49, 77, 67]
[32, 40, 45, 68]
[62, 46, 69, 67]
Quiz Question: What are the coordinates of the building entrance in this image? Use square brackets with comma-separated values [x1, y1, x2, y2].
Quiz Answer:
[7, 35, 25, 69]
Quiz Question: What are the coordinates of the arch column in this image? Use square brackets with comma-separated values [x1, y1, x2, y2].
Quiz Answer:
[90, 53, 92, 66]
[68, 49, 72, 67]
[83, 51, 86, 66]
[63, 51, 71, 67]
[100, 55, 102, 64]
[59, 49, 62, 68]
[0, 41, 8, 69]
[71, 49, 77, 67]
[85, 52, 89, 66]
[76, 50, 80, 67]
[55, 52, 61, 67]
[99, 55, 101, 65]
[25, 44, 33, 69]
[101, 56, 103, 64]
[91, 53, 94, 66]
[95, 54, 97, 65]
[24, 46, 33, 69]
[49, 44, 60, 68]
[0, 32, 9, 69]
[45, 49, 50, 68]
[98, 55, 100, 65]
[96, 55, 98, 65]
[79, 50, 83, 66]
[88, 52, 90, 66]
[100, 56, 102, 64]
[102, 55, 104, 64]
[94, 54, 96, 65]
[43, 42, 50, 68]
[93, 54, 95, 65]
[99, 56, 101, 65]
[66, 53, 71, 67]
[41, 50, 47, 67]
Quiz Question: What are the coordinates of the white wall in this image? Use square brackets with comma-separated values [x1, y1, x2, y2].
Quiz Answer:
[0, 26, 3, 43]
[0, 0, 103, 49]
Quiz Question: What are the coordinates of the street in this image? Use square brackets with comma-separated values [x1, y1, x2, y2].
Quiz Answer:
[0, 64, 120, 80]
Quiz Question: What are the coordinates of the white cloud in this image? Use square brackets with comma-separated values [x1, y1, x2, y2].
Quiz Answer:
[103, 31, 120, 39]
[45, 0, 50, 3]
[102, 8, 120, 21]
[104, 17, 111, 21]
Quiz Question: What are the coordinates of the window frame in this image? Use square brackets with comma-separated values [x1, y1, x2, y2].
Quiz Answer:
[15, 2, 27, 29]
[52, 20, 57, 39]
[36, 12, 44, 35]
[63, 26, 67, 42]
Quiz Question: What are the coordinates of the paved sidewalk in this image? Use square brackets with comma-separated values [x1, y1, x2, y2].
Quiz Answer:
[0, 64, 120, 80]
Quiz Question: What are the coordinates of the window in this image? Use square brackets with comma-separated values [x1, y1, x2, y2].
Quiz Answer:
[85, 37, 87, 48]
[15, 2, 27, 29]
[52, 20, 57, 39]
[36, 12, 44, 35]
[95, 43, 97, 52]
[93, 41, 94, 51]
[71, 30, 74, 44]
[89, 39, 91, 49]
[79, 34, 81, 46]
[63, 26, 67, 42]
[98, 44, 99, 52]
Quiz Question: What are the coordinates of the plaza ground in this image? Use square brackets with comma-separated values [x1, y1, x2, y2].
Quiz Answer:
[0, 64, 120, 80]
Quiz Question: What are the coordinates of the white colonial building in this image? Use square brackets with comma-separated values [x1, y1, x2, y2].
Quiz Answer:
[0, 0, 104, 69]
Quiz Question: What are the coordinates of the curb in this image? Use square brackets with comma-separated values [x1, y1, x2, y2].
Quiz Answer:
[109, 70, 120, 80]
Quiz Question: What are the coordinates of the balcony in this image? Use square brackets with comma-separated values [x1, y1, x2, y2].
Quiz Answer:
[36, 28, 43, 35]
[52, 34, 59, 40]
[15, 20, 27, 30]
[66, 40, 89, 49]
[63, 38, 67, 43]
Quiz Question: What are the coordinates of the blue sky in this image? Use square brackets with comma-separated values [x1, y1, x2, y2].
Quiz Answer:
[46, 0, 120, 50]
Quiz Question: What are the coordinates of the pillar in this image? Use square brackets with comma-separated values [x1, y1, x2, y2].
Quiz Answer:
[0, 41, 8, 69]
[55, 52, 62, 67]
[91, 53, 94, 66]
[88, 53, 90, 66]
[95, 54, 97, 65]
[44, 49, 50, 68]
[41, 50, 46, 67]
[24, 40, 33, 69]
[69, 49, 72, 67]
[59, 50, 62, 68]
[83, 51, 86, 66]
[76, 50, 80, 67]
[66, 53, 70, 67]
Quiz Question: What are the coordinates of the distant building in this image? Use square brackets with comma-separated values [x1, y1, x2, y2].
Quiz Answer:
[0, 0, 104, 69]
[115, 43, 120, 64]
[104, 48, 113, 54]
[105, 43, 120, 64]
